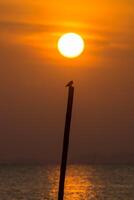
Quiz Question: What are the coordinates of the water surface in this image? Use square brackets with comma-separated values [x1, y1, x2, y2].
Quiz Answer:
[0, 165, 134, 199]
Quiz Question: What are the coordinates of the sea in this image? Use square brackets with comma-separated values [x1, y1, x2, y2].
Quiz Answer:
[0, 164, 134, 200]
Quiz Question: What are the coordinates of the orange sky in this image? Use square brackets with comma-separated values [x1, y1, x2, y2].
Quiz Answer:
[0, 0, 134, 163]
[0, 0, 133, 66]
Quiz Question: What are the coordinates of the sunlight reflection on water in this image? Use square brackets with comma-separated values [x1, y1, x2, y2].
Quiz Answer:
[61, 166, 97, 200]
[48, 165, 97, 200]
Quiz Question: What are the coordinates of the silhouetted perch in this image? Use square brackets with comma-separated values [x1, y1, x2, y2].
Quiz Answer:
[58, 81, 74, 200]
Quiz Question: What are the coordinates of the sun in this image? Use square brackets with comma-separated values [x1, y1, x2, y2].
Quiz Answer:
[58, 33, 85, 58]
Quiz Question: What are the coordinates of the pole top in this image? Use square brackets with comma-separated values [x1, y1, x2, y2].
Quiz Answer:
[65, 80, 74, 87]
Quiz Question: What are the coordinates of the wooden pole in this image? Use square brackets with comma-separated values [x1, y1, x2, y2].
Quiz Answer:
[58, 85, 74, 200]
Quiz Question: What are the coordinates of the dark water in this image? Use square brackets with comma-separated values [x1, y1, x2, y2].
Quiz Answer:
[0, 165, 134, 200]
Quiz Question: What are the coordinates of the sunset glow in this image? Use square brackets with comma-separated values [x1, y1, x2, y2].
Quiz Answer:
[0, 0, 134, 199]
[0, 0, 134, 177]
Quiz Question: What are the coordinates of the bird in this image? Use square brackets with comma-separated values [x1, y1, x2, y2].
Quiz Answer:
[66, 80, 74, 87]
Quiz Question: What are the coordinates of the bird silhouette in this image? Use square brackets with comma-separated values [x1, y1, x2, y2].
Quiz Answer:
[66, 80, 74, 87]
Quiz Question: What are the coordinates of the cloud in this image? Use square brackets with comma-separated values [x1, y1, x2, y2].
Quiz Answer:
[0, 21, 55, 34]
